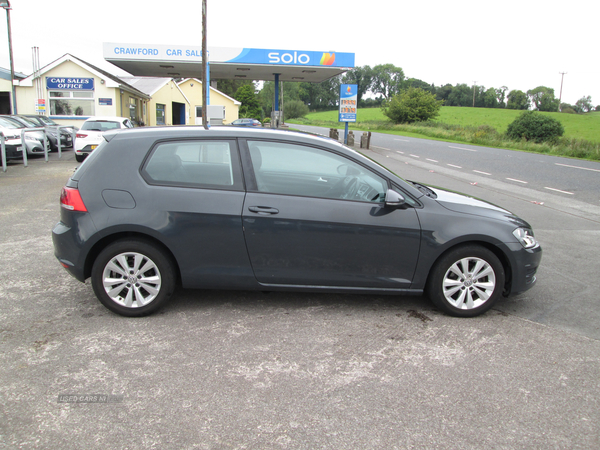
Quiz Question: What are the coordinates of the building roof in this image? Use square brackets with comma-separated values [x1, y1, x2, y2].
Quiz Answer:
[17, 54, 150, 100]
[0, 67, 27, 81]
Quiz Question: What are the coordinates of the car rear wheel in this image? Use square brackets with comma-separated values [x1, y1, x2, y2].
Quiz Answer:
[91, 239, 176, 317]
[75, 154, 85, 162]
[426, 245, 505, 317]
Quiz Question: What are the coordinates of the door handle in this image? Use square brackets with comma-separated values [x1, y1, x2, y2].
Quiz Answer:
[248, 206, 279, 215]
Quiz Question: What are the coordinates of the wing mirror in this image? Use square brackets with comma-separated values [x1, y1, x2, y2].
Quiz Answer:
[384, 189, 406, 208]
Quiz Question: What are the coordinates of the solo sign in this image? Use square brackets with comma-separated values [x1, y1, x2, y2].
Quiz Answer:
[46, 77, 94, 91]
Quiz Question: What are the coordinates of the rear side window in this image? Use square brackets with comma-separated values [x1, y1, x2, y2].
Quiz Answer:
[81, 121, 121, 132]
[142, 139, 243, 190]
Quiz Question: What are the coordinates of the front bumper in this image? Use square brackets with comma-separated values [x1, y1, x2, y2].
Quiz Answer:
[504, 243, 543, 296]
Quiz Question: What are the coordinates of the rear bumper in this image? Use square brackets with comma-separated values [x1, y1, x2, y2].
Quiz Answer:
[75, 144, 99, 155]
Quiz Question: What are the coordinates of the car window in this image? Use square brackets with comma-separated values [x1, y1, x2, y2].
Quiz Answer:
[0, 118, 19, 129]
[142, 140, 243, 190]
[81, 121, 121, 132]
[247, 140, 388, 202]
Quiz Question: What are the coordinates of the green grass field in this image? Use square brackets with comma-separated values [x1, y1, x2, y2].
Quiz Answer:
[297, 107, 600, 143]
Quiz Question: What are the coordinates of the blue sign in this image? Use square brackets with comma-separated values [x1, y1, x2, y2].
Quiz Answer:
[99, 98, 113, 106]
[46, 77, 94, 90]
[226, 49, 355, 68]
[339, 84, 357, 122]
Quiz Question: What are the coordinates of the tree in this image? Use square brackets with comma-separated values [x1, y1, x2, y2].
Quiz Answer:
[283, 99, 309, 119]
[574, 95, 593, 113]
[259, 81, 303, 117]
[446, 84, 472, 106]
[506, 111, 564, 143]
[213, 79, 255, 98]
[342, 65, 373, 104]
[482, 87, 498, 108]
[371, 64, 405, 99]
[234, 84, 262, 119]
[405, 78, 435, 94]
[506, 90, 530, 110]
[496, 86, 508, 108]
[382, 87, 443, 124]
[527, 86, 559, 111]
[435, 84, 453, 103]
[298, 76, 341, 111]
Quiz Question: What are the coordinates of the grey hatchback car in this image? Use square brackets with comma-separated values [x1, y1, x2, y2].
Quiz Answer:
[52, 126, 541, 317]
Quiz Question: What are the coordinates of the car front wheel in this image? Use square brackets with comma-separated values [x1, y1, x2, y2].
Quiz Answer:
[426, 245, 505, 317]
[91, 239, 176, 317]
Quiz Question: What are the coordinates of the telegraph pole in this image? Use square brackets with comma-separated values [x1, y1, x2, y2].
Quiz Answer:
[1, 1, 17, 113]
[558, 72, 567, 112]
[472, 81, 477, 107]
[202, 0, 208, 129]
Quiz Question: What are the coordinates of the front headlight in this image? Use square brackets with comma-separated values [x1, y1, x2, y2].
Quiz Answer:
[513, 227, 538, 249]
[24, 134, 40, 141]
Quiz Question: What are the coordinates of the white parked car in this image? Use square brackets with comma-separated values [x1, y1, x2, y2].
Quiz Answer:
[0, 121, 24, 160]
[74, 116, 134, 162]
[0, 115, 48, 156]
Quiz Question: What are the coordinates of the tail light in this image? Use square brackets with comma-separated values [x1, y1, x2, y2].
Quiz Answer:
[60, 187, 88, 212]
[75, 133, 87, 139]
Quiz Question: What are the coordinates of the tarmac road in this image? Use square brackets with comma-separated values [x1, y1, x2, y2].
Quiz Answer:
[0, 147, 598, 449]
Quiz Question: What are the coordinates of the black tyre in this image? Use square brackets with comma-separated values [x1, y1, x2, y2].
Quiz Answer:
[426, 245, 505, 317]
[91, 239, 176, 317]
[75, 154, 85, 162]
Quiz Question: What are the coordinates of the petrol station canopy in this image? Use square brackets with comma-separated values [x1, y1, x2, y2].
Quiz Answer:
[103, 43, 355, 83]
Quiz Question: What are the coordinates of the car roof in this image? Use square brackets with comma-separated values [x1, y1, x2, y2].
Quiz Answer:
[102, 125, 369, 162]
[104, 124, 331, 143]
[83, 116, 130, 123]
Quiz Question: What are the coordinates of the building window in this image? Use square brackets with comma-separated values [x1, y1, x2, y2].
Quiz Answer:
[49, 91, 94, 116]
[156, 104, 166, 125]
[129, 97, 137, 121]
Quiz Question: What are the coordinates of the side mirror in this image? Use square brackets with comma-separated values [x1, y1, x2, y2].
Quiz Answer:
[384, 189, 406, 208]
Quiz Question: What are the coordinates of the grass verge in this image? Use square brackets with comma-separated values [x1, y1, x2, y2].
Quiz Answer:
[288, 108, 600, 161]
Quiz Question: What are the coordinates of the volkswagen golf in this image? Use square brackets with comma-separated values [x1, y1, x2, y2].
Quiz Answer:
[52, 126, 541, 317]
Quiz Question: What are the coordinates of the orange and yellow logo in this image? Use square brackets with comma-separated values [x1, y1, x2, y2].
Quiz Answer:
[320, 53, 335, 66]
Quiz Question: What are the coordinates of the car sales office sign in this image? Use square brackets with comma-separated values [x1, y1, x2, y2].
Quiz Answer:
[46, 77, 94, 90]
[339, 84, 357, 122]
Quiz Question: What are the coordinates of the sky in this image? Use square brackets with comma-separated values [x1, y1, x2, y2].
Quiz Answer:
[0, 0, 597, 106]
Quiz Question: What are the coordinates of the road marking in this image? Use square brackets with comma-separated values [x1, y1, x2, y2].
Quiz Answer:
[555, 163, 600, 173]
[447, 164, 462, 169]
[449, 145, 477, 152]
[394, 138, 410, 142]
[506, 178, 528, 184]
[409, 154, 420, 158]
[545, 187, 574, 195]
[473, 170, 491, 175]
[371, 145, 390, 151]
[396, 151, 404, 154]
[426, 158, 438, 163]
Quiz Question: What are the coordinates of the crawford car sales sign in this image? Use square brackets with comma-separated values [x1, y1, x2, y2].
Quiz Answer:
[46, 77, 95, 90]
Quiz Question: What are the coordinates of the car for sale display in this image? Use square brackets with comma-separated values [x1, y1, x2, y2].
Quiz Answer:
[53, 126, 541, 318]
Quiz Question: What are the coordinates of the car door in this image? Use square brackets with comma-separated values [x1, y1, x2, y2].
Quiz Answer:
[241, 139, 422, 289]
[140, 138, 254, 289]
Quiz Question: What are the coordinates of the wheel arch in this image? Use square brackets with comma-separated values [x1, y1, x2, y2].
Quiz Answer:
[83, 231, 181, 284]
[424, 239, 513, 296]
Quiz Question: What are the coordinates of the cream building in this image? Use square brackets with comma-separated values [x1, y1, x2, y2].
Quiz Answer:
[177, 78, 240, 125]
[0, 67, 26, 114]
[12, 54, 241, 128]
[15, 54, 150, 129]
[120, 77, 190, 126]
